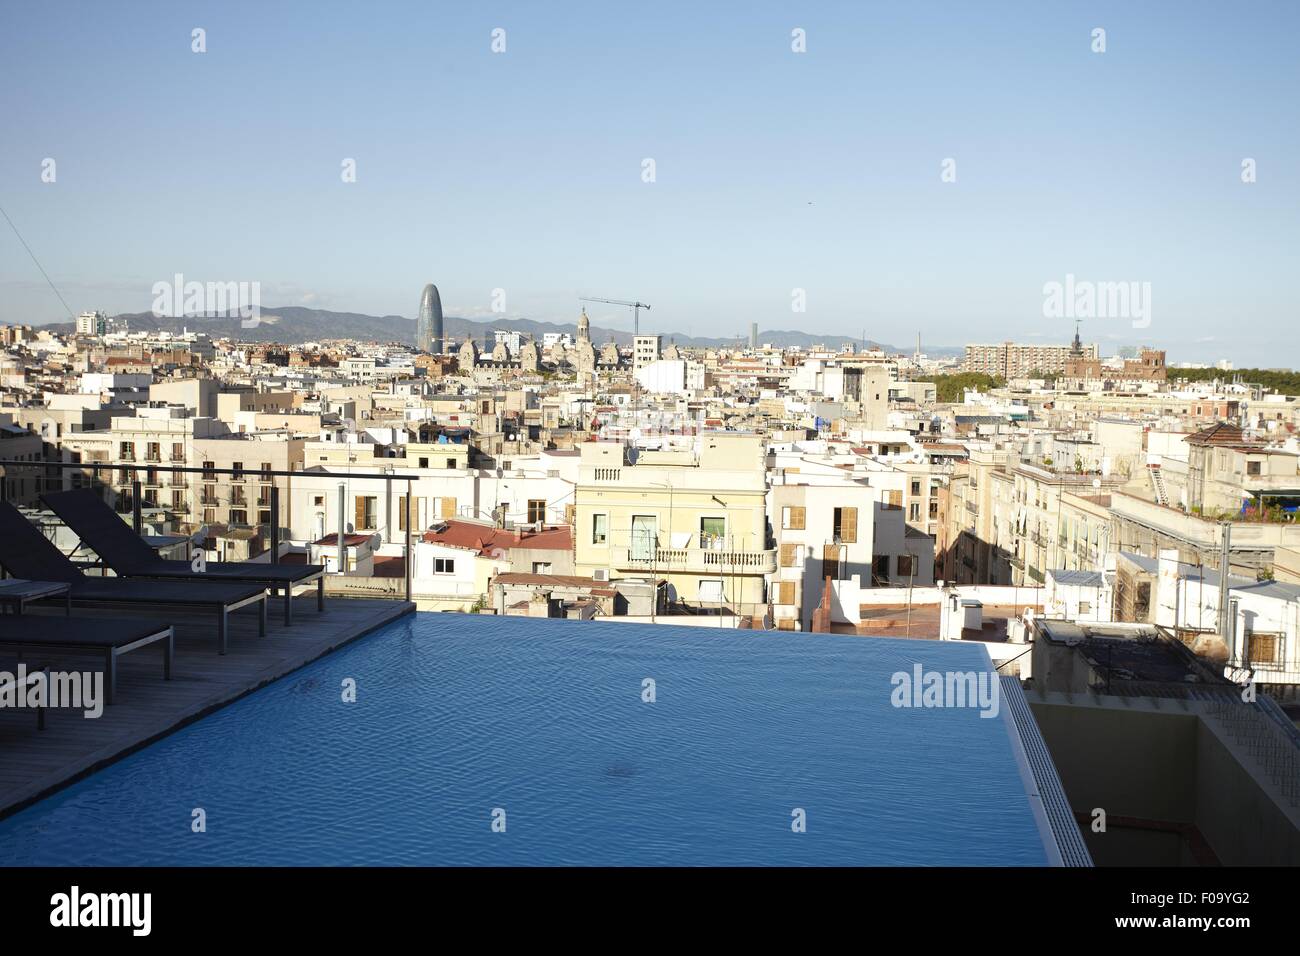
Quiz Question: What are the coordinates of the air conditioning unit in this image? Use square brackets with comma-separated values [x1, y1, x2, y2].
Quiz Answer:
[593, 568, 611, 583]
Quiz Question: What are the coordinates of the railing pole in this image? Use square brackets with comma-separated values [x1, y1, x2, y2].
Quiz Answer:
[405, 477, 412, 605]
[337, 482, 346, 574]
[131, 478, 142, 534]
[270, 484, 280, 564]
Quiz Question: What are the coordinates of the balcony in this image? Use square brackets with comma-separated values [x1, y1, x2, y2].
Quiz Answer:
[611, 546, 777, 575]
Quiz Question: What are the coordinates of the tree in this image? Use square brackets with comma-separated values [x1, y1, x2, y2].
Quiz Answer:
[928, 373, 1006, 404]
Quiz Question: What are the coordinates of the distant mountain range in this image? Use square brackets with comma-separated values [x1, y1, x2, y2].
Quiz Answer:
[40, 307, 964, 357]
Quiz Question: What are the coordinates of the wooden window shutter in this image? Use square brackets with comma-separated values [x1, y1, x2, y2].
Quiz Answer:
[888, 490, 902, 509]
[397, 495, 407, 531]
[354, 497, 365, 531]
[840, 507, 857, 543]
[441, 496, 457, 518]
[779, 581, 795, 605]
[780, 543, 797, 567]
[791, 506, 806, 530]
[565, 503, 575, 526]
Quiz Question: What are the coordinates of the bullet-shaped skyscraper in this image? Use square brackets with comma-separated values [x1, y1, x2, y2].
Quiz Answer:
[417, 283, 443, 354]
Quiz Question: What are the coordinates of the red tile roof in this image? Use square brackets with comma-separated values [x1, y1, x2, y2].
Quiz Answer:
[311, 533, 374, 547]
[422, 520, 572, 556]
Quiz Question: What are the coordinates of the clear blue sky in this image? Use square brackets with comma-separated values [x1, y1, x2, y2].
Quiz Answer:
[1, 0, 1296, 365]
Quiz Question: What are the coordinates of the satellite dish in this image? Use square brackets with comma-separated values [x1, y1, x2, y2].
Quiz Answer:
[190, 525, 210, 546]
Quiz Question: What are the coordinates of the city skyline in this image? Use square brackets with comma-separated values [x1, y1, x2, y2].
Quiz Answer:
[1, 2, 1296, 366]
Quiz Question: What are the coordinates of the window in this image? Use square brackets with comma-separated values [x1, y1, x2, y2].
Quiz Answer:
[898, 555, 916, 577]
[909, 503, 920, 520]
[1249, 633, 1278, 664]
[230, 509, 247, 526]
[446, 459, 456, 469]
[781, 505, 806, 530]
[630, 515, 656, 561]
[780, 543, 801, 567]
[171, 442, 185, 462]
[119, 441, 135, 461]
[355, 496, 377, 530]
[833, 507, 858, 544]
[146, 442, 161, 462]
[592, 513, 608, 545]
[1078, 601, 1092, 615]
[260, 462, 273, 479]
[259, 509, 272, 525]
[1247, 460, 1262, 476]
[419, 457, 429, 468]
[527, 499, 547, 524]
[232, 462, 244, 480]
[202, 460, 216, 480]
[777, 581, 796, 605]
[433, 557, 455, 575]
[700, 516, 725, 546]
[698, 579, 724, 603]
[873, 555, 889, 580]
[313, 496, 325, 507]
[532, 561, 552, 574]
[911, 480, 921, 496]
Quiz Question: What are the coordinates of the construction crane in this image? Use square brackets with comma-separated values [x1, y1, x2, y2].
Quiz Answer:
[578, 296, 651, 337]
[579, 295, 653, 432]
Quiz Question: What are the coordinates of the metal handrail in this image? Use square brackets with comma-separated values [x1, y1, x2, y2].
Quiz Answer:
[0, 457, 418, 605]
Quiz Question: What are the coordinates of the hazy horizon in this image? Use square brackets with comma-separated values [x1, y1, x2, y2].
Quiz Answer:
[2, 1, 1296, 367]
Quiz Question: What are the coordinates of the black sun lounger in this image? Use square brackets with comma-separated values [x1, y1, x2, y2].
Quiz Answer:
[0, 617, 173, 706]
[42, 489, 326, 626]
[0, 502, 267, 656]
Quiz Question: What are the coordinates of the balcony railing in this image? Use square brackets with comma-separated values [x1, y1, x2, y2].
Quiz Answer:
[611, 546, 777, 574]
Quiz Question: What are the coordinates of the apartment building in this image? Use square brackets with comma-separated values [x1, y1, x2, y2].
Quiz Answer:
[574, 433, 775, 613]
[963, 341, 1098, 378]
[632, 334, 661, 371]
[768, 477, 878, 630]
[1184, 422, 1300, 515]
[189, 434, 305, 533]
[1006, 464, 1126, 586]
[56, 409, 229, 517]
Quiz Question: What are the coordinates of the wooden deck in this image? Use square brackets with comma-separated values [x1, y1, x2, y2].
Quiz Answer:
[0, 594, 414, 819]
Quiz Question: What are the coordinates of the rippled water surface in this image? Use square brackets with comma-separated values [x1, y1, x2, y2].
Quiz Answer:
[0, 615, 1047, 865]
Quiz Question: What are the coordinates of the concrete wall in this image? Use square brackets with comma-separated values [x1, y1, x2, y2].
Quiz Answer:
[1029, 696, 1300, 865]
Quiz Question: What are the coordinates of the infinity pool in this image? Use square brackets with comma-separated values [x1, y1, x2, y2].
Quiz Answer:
[0, 614, 1049, 865]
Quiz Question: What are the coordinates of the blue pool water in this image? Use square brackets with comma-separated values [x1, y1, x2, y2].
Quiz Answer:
[0, 614, 1049, 865]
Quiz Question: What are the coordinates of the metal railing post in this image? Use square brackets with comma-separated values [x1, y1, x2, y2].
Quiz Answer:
[131, 478, 142, 533]
[405, 477, 413, 604]
[270, 484, 280, 564]
[337, 482, 346, 574]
